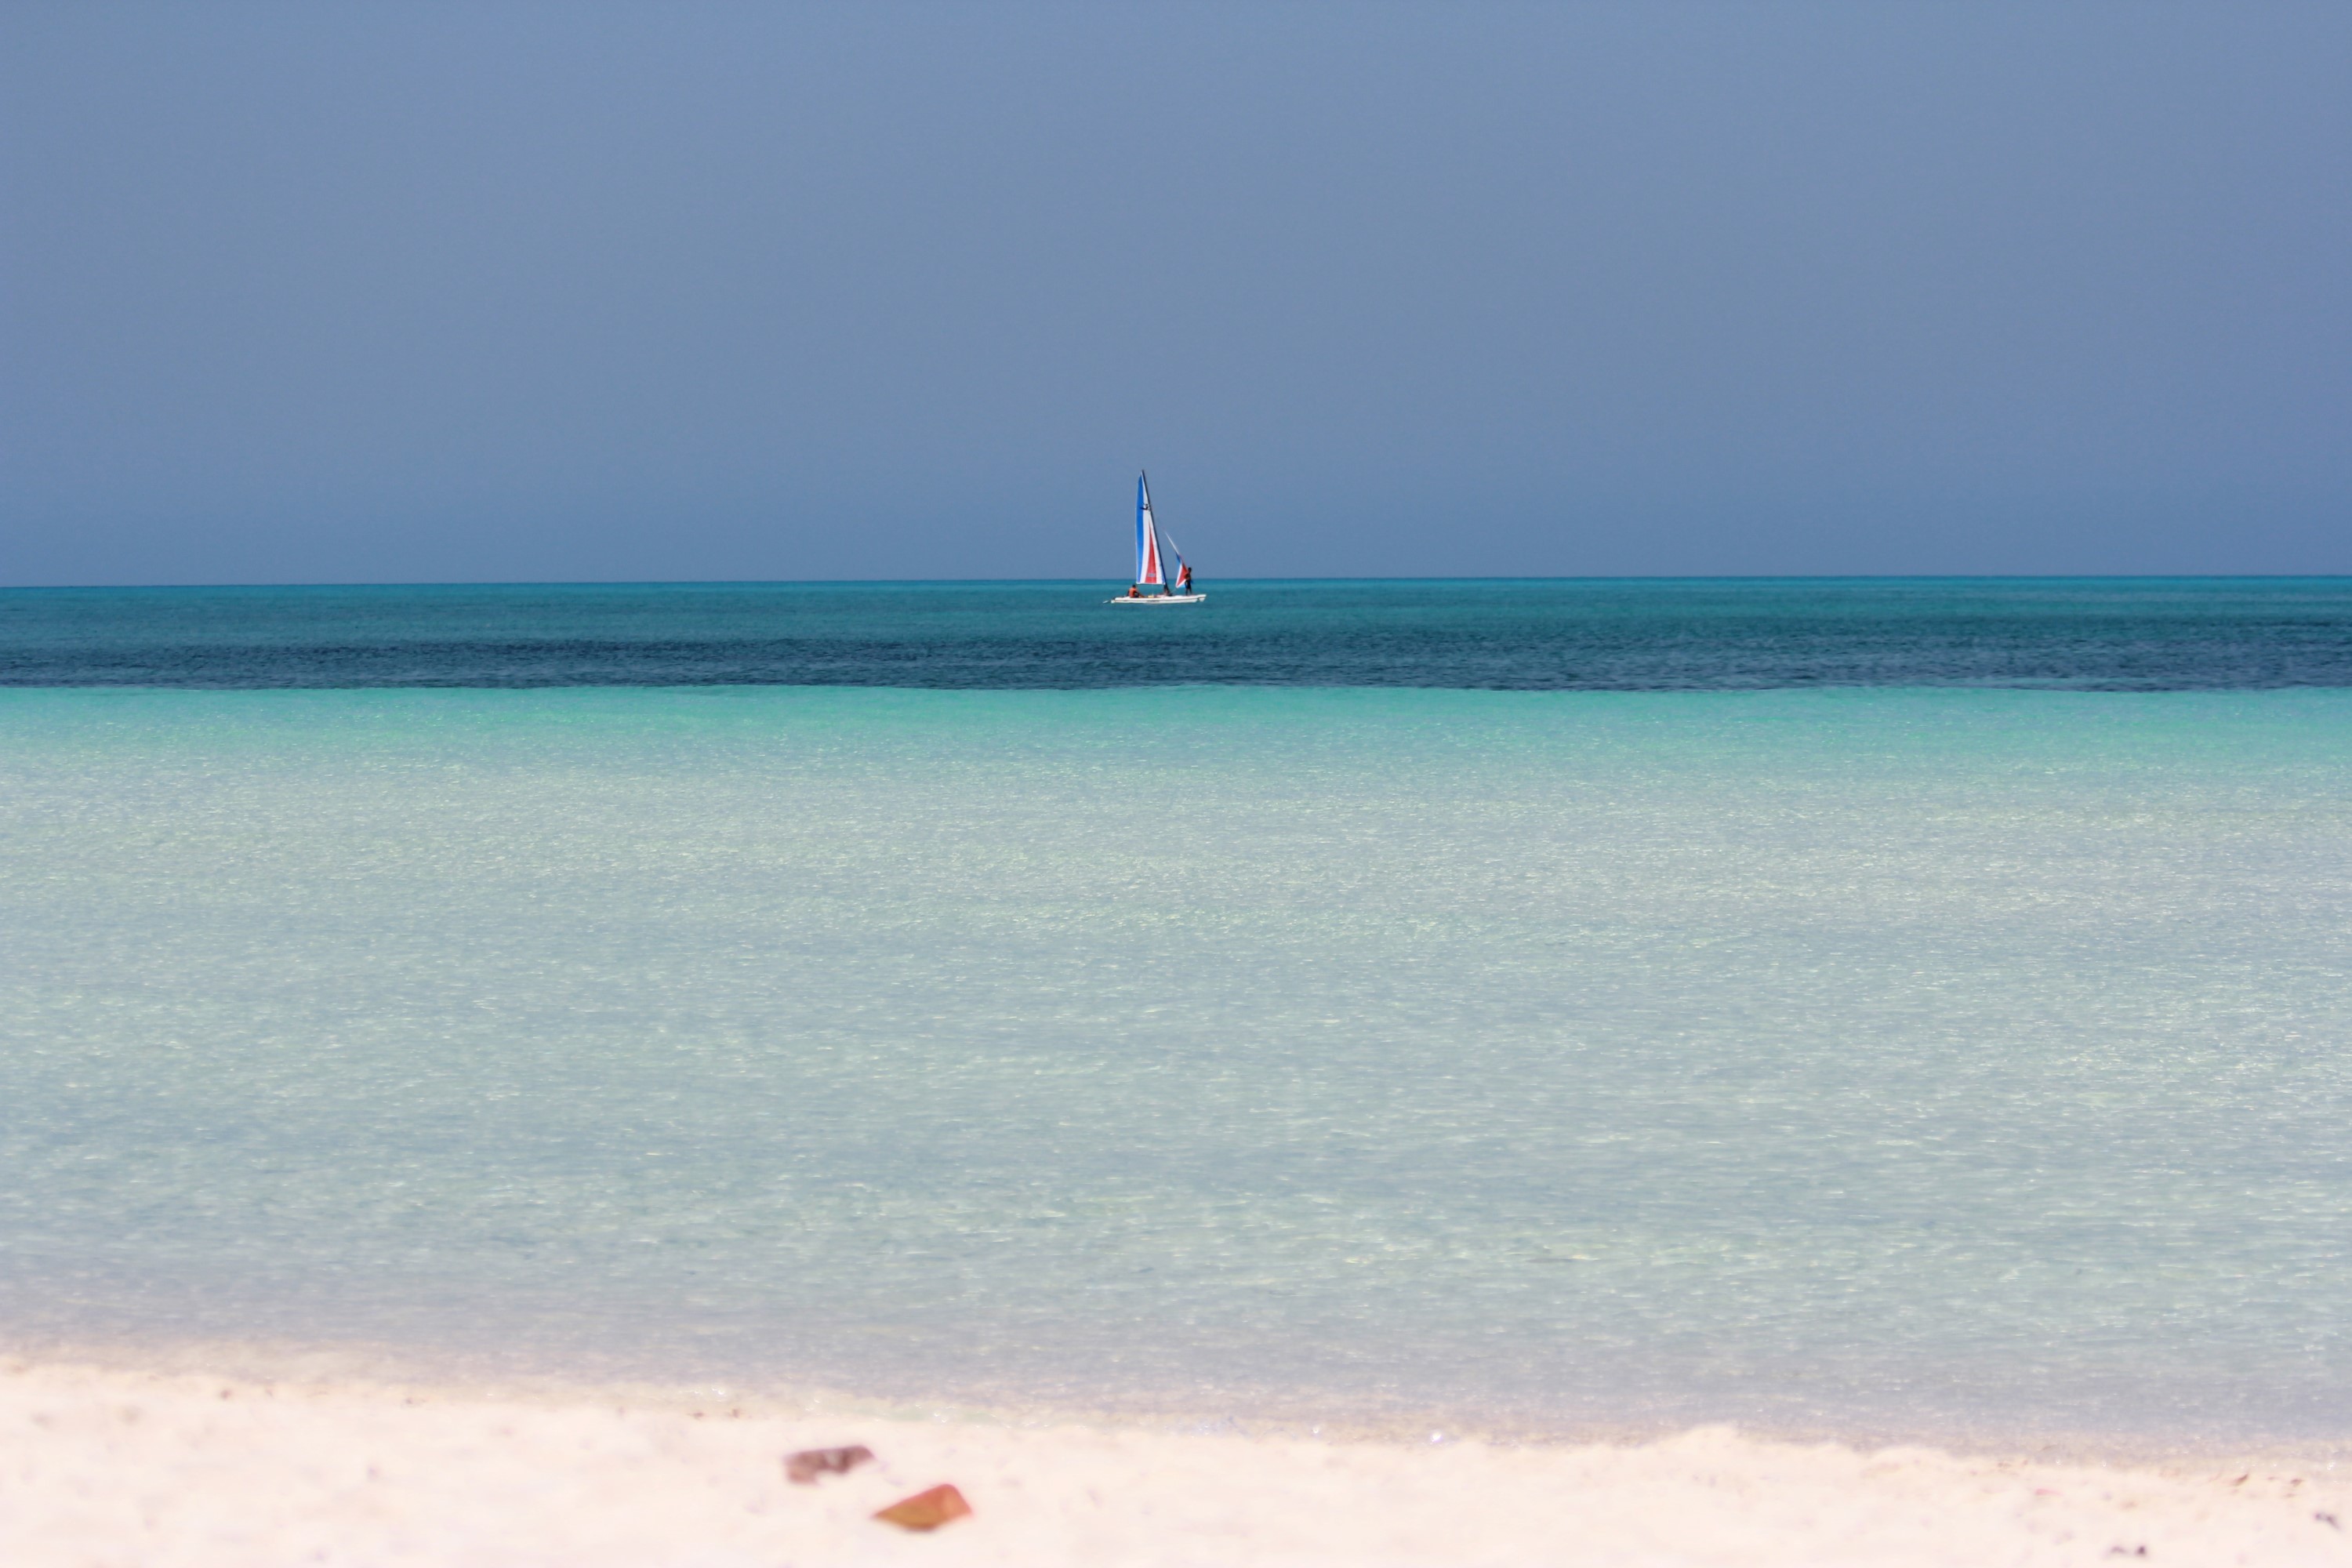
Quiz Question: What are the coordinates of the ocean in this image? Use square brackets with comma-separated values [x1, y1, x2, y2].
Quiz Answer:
[2, 581, 2349, 1448]
[9, 577, 2352, 690]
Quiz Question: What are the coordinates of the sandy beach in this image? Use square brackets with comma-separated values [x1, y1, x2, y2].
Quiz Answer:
[2, 1359, 2344, 1566]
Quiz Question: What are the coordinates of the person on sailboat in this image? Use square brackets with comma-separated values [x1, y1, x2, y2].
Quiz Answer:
[1177, 562, 1194, 596]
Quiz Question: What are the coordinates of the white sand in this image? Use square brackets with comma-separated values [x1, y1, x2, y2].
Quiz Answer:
[2, 1359, 2347, 1566]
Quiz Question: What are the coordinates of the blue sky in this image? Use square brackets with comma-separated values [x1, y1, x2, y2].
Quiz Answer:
[3, 3, 2347, 584]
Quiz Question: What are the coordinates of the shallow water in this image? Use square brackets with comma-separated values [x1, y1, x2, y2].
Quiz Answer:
[3, 683, 2348, 1445]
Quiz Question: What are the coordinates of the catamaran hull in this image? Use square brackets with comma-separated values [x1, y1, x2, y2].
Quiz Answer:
[1107, 593, 1207, 604]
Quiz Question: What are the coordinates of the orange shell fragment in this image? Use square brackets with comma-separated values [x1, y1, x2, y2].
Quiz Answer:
[874, 1483, 974, 1532]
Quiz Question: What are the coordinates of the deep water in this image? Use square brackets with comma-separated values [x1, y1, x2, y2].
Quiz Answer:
[7, 577, 2352, 690]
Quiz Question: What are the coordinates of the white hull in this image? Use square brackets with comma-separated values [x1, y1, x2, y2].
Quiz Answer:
[1108, 593, 1207, 604]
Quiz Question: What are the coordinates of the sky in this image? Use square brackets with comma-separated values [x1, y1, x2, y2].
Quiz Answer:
[2, 2, 2347, 585]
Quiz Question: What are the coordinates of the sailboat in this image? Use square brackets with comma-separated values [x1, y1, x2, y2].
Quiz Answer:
[1109, 472, 1206, 603]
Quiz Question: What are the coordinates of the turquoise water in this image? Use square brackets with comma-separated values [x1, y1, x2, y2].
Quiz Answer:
[3, 684, 2348, 1444]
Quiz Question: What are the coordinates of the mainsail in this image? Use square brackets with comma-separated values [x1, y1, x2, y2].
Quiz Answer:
[1135, 473, 1165, 587]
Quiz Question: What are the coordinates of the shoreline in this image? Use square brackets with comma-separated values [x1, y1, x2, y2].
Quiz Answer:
[12, 1330, 2348, 1469]
[6, 1354, 2348, 1566]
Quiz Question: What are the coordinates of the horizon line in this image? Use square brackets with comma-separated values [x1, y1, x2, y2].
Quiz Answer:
[9, 572, 2352, 593]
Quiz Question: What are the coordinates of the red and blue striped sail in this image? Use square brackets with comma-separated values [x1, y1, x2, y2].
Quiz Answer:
[1134, 474, 1164, 586]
